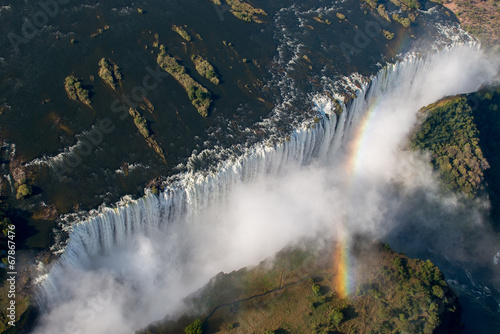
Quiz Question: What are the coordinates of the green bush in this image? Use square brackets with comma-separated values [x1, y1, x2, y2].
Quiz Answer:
[185, 319, 203, 334]
[312, 283, 322, 296]
[329, 308, 344, 327]
[16, 184, 32, 200]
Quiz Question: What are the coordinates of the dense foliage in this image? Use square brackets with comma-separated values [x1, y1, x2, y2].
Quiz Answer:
[191, 55, 220, 85]
[172, 25, 192, 42]
[184, 319, 203, 334]
[98, 58, 122, 90]
[64, 75, 91, 105]
[411, 96, 488, 197]
[138, 243, 460, 334]
[157, 53, 212, 117]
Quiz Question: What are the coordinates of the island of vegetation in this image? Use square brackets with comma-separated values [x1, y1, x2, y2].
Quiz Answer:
[383, 29, 395, 40]
[138, 240, 461, 334]
[128, 108, 167, 163]
[362, 0, 418, 25]
[157, 53, 212, 117]
[392, 13, 411, 27]
[15, 182, 32, 200]
[411, 96, 489, 197]
[209, 0, 268, 23]
[172, 25, 192, 42]
[64, 75, 91, 105]
[191, 55, 220, 85]
[98, 58, 122, 90]
[90, 25, 110, 38]
[313, 14, 332, 25]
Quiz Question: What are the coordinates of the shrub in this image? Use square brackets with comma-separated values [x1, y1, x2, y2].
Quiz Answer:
[329, 308, 344, 327]
[16, 184, 32, 200]
[312, 283, 322, 296]
[185, 319, 203, 334]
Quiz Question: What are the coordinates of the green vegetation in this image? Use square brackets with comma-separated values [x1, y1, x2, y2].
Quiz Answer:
[157, 53, 212, 117]
[128, 108, 167, 163]
[411, 96, 488, 197]
[90, 25, 109, 38]
[137, 8, 143, 14]
[313, 14, 332, 25]
[363, 0, 379, 9]
[215, 0, 267, 23]
[389, 0, 422, 10]
[382, 30, 395, 40]
[98, 58, 122, 90]
[377, 4, 391, 22]
[184, 319, 203, 334]
[392, 13, 411, 27]
[64, 75, 91, 105]
[172, 25, 192, 42]
[329, 307, 345, 327]
[191, 55, 220, 85]
[138, 241, 460, 334]
[16, 183, 32, 200]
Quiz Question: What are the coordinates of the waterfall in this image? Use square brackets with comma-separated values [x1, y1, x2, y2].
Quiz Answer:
[34, 44, 497, 334]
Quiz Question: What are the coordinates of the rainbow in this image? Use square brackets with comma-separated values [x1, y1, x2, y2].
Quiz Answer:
[333, 241, 350, 298]
[332, 97, 381, 298]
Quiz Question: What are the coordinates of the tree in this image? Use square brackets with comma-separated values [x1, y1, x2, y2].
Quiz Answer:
[329, 308, 344, 327]
[16, 184, 32, 200]
[312, 283, 322, 296]
[185, 319, 203, 334]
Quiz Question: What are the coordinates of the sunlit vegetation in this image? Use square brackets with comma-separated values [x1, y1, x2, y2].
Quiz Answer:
[210, 0, 267, 23]
[377, 4, 391, 21]
[191, 55, 220, 85]
[128, 108, 167, 163]
[98, 58, 122, 90]
[383, 29, 395, 40]
[157, 53, 212, 117]
[313, 14, 332, 24]
[393, 13, 411, 27]
[16, 183, 32, 200]
[411, 96, 488, 197]
[64, 75, 91, 105]
[138, 241, 460, 334]
[184, 319, 203, 334]
[172, 25, 192, 41]
[90, 25, 110, 38]
[336, 13, 346, 21]
[389, 0, 422, 10]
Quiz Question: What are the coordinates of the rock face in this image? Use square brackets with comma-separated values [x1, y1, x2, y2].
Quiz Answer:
[138, 241, 462, 334]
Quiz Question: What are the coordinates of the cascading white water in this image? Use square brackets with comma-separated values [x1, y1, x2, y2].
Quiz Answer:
[34, 44, 498, 334]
